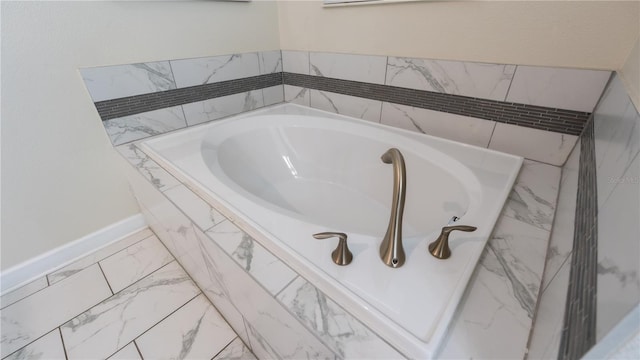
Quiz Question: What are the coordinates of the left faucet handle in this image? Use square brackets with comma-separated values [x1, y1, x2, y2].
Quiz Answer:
[313, 232, 353, 266]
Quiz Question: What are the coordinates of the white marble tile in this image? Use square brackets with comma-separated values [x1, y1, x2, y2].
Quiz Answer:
[439, 216, 550, 359]
[541, 141, 580, 290]
[489, 122, 578, 166]
[527, 255, 572, 360]
[380, 102, 496, 147]
[207, 221, 298, 296]
[197, 227, 336, 359]
[4, 329, 66, 360]
[171, 53, 261, 88]
[310, 52, 387, 84]
[503, 160, 561, 232]
[386, 57, 516, 101]
[99, 235, 174, 293]
[182, 90, 264, 126]
[1, 265, 111, 358]
[104, 106, 187, 146]
[597, 153, 640, 341]
[262, 85, 284, 107]
[60, 261, 200, 360]
[506, 66, 611, 112]
[133, 178, 253, 350]
[284, 85, 310, 106]
[1, 277, 48, 309]
[594, 75, 634, 170]
[243, 321, 281, 360]
[258, 50, 282, 75]
[164, 185, 226, 232]
[213, 337, 256, 360]
[117, 144, 181, 191]
[595, 93, 640, 208]
[277, 276, 404, 359]
[310, 89, 381, 122]
[80, 61, 176, 102]
[108, 343, 141, 360]
[48, 228, 154, 285]
[136, 294, 236, 360]
[282, 50, 309, 75]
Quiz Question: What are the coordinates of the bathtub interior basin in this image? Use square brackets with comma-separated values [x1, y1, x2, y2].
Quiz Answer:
[140, 104, 523, 358]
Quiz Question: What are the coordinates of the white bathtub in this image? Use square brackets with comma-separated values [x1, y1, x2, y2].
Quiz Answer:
[140, 104, 522, 358]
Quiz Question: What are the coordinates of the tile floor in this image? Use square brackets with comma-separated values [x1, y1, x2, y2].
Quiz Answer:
[0, 228, 256, 360]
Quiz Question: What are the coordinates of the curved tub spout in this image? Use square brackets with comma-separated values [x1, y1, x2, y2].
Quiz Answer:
[379, 148, 407, 268]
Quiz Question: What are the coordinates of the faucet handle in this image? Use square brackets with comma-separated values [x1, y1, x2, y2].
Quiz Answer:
[313, 232, 353, 266]
[428, 225, 477, 260]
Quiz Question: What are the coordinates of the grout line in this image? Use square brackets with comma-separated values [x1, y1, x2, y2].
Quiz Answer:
[58, 328, 69, 360]
[134, 340, 145, 360]
[274, 275, 299, 298]
[504, 65, 518, 102]
[486, 121, 498, 149]
[209, 336, 238, 360]
[1, 330, 55, 359]
[130, 293, 202, 349]
[97, 262, 115, 295]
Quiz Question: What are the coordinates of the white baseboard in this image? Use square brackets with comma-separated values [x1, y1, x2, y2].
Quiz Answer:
[1, 214, 147, 294]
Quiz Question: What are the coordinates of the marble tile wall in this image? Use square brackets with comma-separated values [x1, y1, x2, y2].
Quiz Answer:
[281, 50, 607, 165]
[593, 74, 640, 341]
[527, 73, 640, 359]
[85, 50, 609, 166]
[116, 104, 564, 359]
[81, 51, 284, 146]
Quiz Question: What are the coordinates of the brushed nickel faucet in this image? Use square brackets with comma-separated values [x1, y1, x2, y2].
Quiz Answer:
[379, 148, 407, 268]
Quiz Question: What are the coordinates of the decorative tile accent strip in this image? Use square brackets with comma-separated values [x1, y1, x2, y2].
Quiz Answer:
[95, 73, 282, 121]
[283, 72, 590, 135]
[558, 117, 598, 360]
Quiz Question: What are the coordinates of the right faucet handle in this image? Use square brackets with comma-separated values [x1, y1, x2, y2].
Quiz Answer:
[428, 225, 477, 260]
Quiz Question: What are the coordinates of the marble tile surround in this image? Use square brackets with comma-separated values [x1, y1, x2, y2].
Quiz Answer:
[86, 50, 608, 166]
[117, 103, 563, 359]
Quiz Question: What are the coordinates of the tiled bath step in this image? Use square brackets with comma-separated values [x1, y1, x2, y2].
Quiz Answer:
[0, 228, 255, 360]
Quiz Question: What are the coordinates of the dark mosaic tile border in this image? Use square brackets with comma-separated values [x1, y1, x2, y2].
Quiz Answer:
[284, 72, 590, 136]
[558, 117, 598, 360]
[95, 73, 283, 121]
[93, 70, 590, 135]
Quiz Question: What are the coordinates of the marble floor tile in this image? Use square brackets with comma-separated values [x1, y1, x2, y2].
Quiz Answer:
[136, 294, 236, 360]
[277, 276, 404, 359]
[1, 277, 48, 309]
[99, 235, 174, 293]
[47, 228, 153, 285]
[503, 160, 561, 232]
[310, 52, 387, 85]
[107, 343, 141, 360]
[3, 328, 66, 360]
[3, 329, 66, 360]
[262, 85, 285, 107]
[182, 90, 264, 126]
[164, 185, 226, 232]
[207, 221, 298, 296]
[60, 261, 200, 360]
[213, 337, 256, 360]
[1, 265, 111, 358]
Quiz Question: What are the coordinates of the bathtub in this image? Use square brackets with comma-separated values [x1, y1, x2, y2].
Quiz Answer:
[140, 104, 522, 358]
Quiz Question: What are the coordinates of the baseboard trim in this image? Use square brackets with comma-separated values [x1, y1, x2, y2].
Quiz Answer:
[1, 214, 146, 294]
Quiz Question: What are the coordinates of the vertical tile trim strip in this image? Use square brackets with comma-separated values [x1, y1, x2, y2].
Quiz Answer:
[558, 117, 598, 359]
